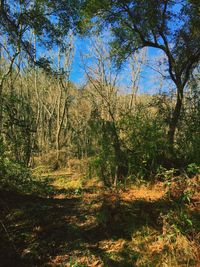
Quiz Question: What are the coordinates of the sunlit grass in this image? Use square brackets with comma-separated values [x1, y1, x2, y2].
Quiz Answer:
[1, 167, 200, 267]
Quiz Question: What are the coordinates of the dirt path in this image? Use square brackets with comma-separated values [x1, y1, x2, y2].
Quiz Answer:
[0, 173, 199, 267]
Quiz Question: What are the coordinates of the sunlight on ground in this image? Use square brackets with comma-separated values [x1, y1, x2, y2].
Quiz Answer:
[0, 169, 200, 267]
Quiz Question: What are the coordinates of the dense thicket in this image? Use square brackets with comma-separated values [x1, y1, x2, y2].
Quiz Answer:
[81, 0, 200, 149]
[0, 0, 200, 188]
[0, 49, 199, 188]
[1, 3, 200, 267]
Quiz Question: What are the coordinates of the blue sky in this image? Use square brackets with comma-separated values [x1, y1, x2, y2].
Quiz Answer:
[68, 2, 184, 94]
[4, 1, 182, 95]
[2, 0, 183, 95]
[69, 36, 170, 95]
[70, 36, 89, 84]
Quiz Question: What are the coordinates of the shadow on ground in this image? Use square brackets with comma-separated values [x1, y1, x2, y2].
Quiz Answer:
[0, 176, 199, 267]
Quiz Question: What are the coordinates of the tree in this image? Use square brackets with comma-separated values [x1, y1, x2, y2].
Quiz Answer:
[0, 0, 80, 131]
[81, 0, 200, 150]
[55, 36, 74, 168]
[128, 48, 146, 109]
[83, 38, 128, 186]
[0, 0, 80, 63]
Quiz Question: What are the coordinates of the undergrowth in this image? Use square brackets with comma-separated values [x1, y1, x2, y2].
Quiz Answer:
[0, 157, 199, 266]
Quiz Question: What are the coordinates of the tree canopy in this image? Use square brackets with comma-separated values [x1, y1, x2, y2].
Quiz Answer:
[0, 0, 80, 68]
[81, 0, 200, 70]
[80, 0, 200, 146]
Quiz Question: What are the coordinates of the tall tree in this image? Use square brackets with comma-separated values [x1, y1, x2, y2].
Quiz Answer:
[83, 38, 128, 186]
[0, 0, 80, 64]
[0, 0, 80, 131]
[81, 0, 200, 150]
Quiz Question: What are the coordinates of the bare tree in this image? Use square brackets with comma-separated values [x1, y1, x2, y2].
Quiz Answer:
[83, 38, 127, 186]
[129, 48, 146, 109]
[55, 35, 74, 167]
[0, 44, 19, 133]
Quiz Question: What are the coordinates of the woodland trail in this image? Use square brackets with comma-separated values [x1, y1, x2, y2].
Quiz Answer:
[0, 171, 199, 267]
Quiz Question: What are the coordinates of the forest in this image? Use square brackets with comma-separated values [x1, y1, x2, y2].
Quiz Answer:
[0, 0, 200, 266]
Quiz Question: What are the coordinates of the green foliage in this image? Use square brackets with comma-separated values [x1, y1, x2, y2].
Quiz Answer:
[88, 111, 119, 186]
[164, 172, 200, 205]
[88, 150, 116, 186]
[187, 163, 200, 176]
[1, 0, 80, 69]
[119, 105, 168, 180]
[0, 140, 30, 190]
[81, 0, 200, 67]
[88, 98, 200, 185]
[161, 209, 194, 235]
[81, 0, 200, 157]
[176, 84, 200, 164]
[74, 187, 82, 195]
[69, 257, 87, 267]
[156, 166, 177, 181]
[3, 93, 36, 165]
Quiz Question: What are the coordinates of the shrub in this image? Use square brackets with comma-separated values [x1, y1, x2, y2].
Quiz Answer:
[119, 105, 168, 180]
[0, 140, 30, 191]
[186, 163, 200, 176]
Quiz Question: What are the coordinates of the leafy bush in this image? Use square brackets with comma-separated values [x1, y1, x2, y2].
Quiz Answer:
[119, 105, 168, 180]
[164, 172, 200, 204]
[0, 140, 30, 191]
[88, 111, 121, 186]
[88, 153, 115, 187]
[87, 95, 200, 186]
[176, 87, 200, 164]
[3, 93, 36, 166]
[186, 163, 200, 176]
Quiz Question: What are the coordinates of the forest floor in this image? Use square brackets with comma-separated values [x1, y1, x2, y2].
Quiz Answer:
[0, 169, 200, 267]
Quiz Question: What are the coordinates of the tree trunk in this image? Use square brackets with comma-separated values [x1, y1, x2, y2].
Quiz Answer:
[112, 123, 128, 186]
[0, 84, 3, 134]
[168, 85, 184, 150]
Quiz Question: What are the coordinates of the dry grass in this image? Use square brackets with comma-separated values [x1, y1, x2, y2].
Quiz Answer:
[128, 225, 198, 267]
[0, 168, 200, 267]
[120, 183, 166, 202]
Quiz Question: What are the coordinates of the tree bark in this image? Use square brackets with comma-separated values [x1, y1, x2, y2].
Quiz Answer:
[111, 122, 128, 186]
[168, 84, 184, 150]
[0, 84, 3, 135]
